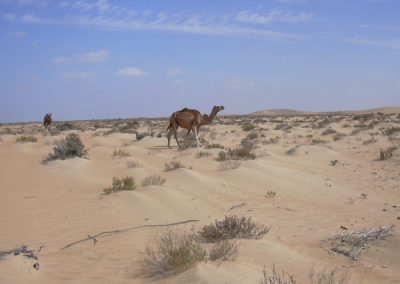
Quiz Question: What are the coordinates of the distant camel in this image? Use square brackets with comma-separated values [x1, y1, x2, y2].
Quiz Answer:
[167, 106, 224, 148]
[43, 113, 53, 134]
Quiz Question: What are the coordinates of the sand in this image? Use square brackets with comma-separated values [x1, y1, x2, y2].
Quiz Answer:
[0, 110, 399, 283]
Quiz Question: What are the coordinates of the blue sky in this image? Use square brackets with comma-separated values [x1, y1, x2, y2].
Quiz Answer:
[0, 0, 399, 122]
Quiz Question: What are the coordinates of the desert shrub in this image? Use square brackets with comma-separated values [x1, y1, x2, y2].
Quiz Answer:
[205, 143, 225, 149]
[260, 265, 346, 284]
[246, 132, 259, 140]
[218, 160, 241, 170]
[379, 146, 397, 160]
[139, 229, 206, 277]
[112, 149, 130, 158]
[208, 240, 238, 262]
[321, 128, 337, 136]
[227, 148, 256, 160]
[382, 127, 400, 136]
[216, 151, 228, 161]
[136, 132, 150, 140]
[263, 137, 280, 144]
[274, 122, 291, 131]
[333, 133, 346, 141]
[126, 159, 142, 168]
[195, 151, 211, 158]
[310, 138, 327, 144]
[198, 215, 269, 242]
[103, 176, 136, 194]
[16, 136, 37, 143]
[342, 123, 351, 128]
[141, 175, 166, 187]
[242, 123, 256, 131]
[56, 122, 82, 131]
[265, 191, 276, 198]
[44, 133, 87, 162]
[363, 137, 377, 145]
[165, 160, 185, 171]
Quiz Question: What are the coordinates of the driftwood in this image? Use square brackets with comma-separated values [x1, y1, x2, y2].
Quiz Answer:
[61, 219, 200, 250]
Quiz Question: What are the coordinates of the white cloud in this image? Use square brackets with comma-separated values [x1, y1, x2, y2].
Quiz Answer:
[6, 31, 26, 38]
[166, 67, 183, 77]
[0, 0, 48, 6]
[236, 9, 312, 24]
[116, 67, 147, 77]
[62, 71, 97, 79]
[53, 49, 110, 64]
[342, 37, 400, 50]
[59, 0, 110, 13]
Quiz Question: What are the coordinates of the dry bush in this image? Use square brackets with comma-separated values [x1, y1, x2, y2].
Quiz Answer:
[227, 148, 256, 160]
[165, 160, 185, 171]
[274, 122, 291, 131]
[136, 132, 151, 140]
[139, 229, 206, 277]
[195, 151, 211, 158]
[265, 191, 276, 198]
[44, 133, 87, 162]
[382, 127, 400, 136]
[321, 128, 337, 136]
[16, 136, 38, 143]
[263, 136, 280, 145]
[141, 175, 166, 187]
[379, 146, 397, 160]
[260, 265, 346, 284]
[126, 159, 143, 168]
[208, 240, 239, 262]
[205, 143, 225, 149]
[328, 225, 394, 261]
[199, 215, 269, 242]
[56, 121, 83, 131]
[218, 160, 241, 170]
[363, 137, 377, 145]
[242, 123, 256, 131]
[311, 138, 327, 144]
[332, 133, 346, 141]
[112, 149, 130, 158]
[103, 176, 136, 194]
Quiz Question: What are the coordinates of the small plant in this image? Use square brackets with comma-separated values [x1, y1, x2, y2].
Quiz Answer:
[382, 127, 400, 136]
[198, 215, 269, 242]
[363, 137, 377, 145]
[265, 191, 276, 198]
[139, 229, 206, 277]
[44, 133, 87, 162]
[379, 146, 397, 160]
[141, 175, 166, 187]
[242, 123, 256, 131]
[103, 176, 136, 194]
[126, 159, 142, 168]
[205, 143, 225, 149]
[136, 132, 150, 140]
[195, 151, 211, 158]
[227, 148, 256, 160]
[333, 133, 346, 141]
[321, 128, 337, 136]
[165, 160, 185, 171]
[112, 149, 130, 158]
[330, 160, 339, 166]
[218, 160, 241, 170]
[208, 240, 238, 262]
[16, 136, 38, 143]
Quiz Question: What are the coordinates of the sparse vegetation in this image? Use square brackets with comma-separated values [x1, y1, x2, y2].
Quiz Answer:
[321, 128, 337, 136]
[195, 151, 211, 158]
[208, 240, 238, 262]
[205, 143, 225, 149]
[44, 133, 87, 162]
[112, 149, 130, 158]
[141, 175, 166, 187]
[139, 229, 206, 277]
[382, 127, 400, 136]
[379, 146, 397, 160]
[265, 191, 276, 198]
[126, 159, 142, 168]
[165, 160, 186, 171]
[136, 132, 150, 140]
[242, 123, 256, 131]
[199, 215, 269, 242]
[218, 160, 241, 170]
[103, 176, 136, 194]
[16, 135, 38, 143]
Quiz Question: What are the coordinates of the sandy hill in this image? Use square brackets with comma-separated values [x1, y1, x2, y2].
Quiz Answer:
[0, 113, 399, 283]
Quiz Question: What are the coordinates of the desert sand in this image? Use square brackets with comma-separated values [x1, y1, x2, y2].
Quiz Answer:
[0, 109, 399, 283]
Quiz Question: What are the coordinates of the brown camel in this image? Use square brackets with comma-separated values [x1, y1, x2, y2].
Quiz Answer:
[167, 106, 224, 148]
[43, 113, 53, 134]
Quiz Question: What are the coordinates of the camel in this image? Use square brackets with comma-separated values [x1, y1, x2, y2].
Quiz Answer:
[43, 113, 53, 134]
[167, 106, 224, 148]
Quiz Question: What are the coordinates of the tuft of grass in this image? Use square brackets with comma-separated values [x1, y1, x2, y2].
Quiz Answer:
[382, 127, 400, 136]
[16, 136, 38, 143]
[321, 128, 337, 136]
[218, 160, 241, 170]
[112, 149, 130, 158]
[103, 176, 136, 194]
[141, 174, 166, 187]
[136, 132, 150, 140]
[139, 229, 206, 277]
[44, 133, 87, 162]
[379, 146, 397, 160]
[126, 159, 142, 168]
[205, 143, 225, 149]
[208, 240, 239, 262]
[199, 215, 269, 242]
[195, 151, 211, 158]
[165, 160, 185, 171]
[227, 148, 256, 160]
[242, 123, 256, 131]
[265, 191, 276, 198]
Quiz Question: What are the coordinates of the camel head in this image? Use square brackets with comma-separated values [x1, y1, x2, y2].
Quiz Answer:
[213, 106, 225, 113]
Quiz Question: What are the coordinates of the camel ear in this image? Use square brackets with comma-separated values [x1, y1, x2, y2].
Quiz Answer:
[219, 106, 225, 110]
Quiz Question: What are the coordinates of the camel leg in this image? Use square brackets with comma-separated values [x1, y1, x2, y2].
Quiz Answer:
[167, 129, 172, 148]
[174, 129, 180, 149]
[193, 127, 200, 148]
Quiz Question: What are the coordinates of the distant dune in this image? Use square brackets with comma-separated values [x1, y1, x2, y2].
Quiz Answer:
[249, 106, 400, 116]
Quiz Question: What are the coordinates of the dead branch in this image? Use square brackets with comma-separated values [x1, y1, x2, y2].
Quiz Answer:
[61, 219, 200, 250]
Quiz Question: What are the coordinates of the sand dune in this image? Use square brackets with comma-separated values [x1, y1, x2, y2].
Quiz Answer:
[1, 112, 399, 283]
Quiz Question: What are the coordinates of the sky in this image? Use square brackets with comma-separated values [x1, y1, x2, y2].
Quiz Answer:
[0, 0, 399, 122]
